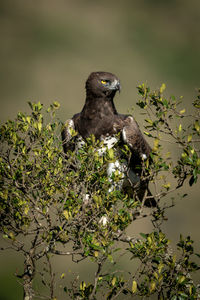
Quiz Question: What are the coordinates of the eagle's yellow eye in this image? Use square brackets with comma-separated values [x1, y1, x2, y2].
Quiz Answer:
[101, 80, 107, 85]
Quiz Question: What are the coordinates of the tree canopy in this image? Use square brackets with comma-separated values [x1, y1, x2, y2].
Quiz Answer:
[0, 85, 200, 299]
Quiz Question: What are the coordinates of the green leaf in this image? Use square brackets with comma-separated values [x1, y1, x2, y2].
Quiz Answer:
[179, 109, 186, 114]
[132, 280, 137, 293]
[37, 122, 42, 132]
[140, 233, 147, 238]
[145, 119, 153, 125]
[144, 131, 150, 136]
[160, 83, 166, 93]
[107, 148, 114, 160]
[194, 120, 200, 132]
[53, 101, 60, 109]
[187, 134, 192, 142]
[80, 281, 86, 290]
[111, 277, 116, 286]
[149, 281, 156, 293]
[107, 254, 114, 263]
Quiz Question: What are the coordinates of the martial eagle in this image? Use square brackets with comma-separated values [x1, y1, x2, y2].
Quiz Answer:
[62, 71, 156, 207]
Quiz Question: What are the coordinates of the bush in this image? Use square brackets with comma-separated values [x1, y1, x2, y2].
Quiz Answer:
[0, 85, 200, 299]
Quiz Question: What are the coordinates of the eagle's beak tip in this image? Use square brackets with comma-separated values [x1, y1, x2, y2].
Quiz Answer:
[117, 81, 121, 93]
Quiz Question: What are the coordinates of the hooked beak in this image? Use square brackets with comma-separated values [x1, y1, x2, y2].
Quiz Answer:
[116, 81, 121, 93]
[110, 79, 121, 93]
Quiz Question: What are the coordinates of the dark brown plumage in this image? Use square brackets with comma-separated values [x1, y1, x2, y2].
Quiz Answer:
[62, 71, 156, 207]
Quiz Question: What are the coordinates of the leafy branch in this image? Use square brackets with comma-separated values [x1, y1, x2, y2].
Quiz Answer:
[0, 86, 200, 299]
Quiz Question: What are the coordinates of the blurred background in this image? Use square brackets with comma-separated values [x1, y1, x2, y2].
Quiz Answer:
[0, 0, 200, 299]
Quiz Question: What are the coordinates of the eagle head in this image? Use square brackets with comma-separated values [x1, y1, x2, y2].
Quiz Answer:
[85, 71, 121, 98]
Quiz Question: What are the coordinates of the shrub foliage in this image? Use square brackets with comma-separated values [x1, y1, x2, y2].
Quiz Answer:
[0, 85, 200, 299]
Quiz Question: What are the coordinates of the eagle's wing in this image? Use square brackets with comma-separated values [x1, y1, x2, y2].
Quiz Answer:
[61, 119, 76, 153]
[121, 116, 151, 160]
[62, 116, 85, 154]
[120, 116, 156, 207]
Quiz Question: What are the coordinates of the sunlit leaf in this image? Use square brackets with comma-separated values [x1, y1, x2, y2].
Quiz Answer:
[132, 280, 137, 293]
